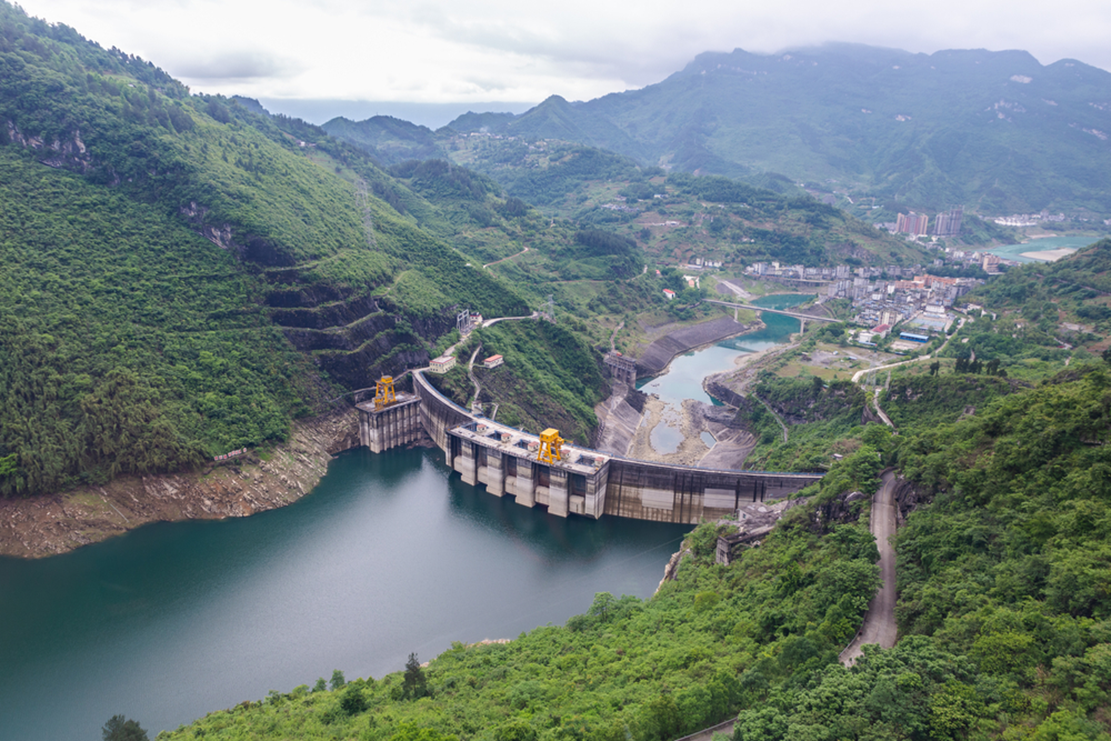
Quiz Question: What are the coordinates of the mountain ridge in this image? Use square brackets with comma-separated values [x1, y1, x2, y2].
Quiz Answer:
[413, 43, 1111, 217]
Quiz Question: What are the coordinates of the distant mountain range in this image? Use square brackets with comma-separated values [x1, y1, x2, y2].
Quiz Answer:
[324, 43, 1111, 217]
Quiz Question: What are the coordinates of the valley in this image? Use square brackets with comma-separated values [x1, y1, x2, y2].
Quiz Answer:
[3, 2, 1111, 739]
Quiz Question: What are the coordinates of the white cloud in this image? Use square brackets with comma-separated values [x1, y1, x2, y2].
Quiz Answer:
[14, 0, 1111, 109]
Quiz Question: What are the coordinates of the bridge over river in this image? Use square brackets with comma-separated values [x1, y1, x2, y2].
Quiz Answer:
[354, 371, 823, 525]
[705, 299, 840, 324]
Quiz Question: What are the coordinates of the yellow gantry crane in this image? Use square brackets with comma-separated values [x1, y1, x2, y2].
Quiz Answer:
[537, 428, 564, 464]
[374, 376, 397, 410]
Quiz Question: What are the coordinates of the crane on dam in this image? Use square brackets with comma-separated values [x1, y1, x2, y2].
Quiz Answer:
[374, 375, 398, 410]
[537, 428, 565, 465]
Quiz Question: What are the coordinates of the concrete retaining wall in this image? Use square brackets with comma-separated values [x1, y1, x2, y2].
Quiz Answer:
[636, 317, 753, 376]
[413, 371, 473, 451]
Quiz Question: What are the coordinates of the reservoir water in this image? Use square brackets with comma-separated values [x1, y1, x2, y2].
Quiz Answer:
[0, 448, 688, 739]
[986, 235, 1099, 263]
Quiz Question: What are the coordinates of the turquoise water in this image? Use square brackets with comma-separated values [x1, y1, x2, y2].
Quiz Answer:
[986, 236, 1099, 263]
[638, 294, 812, 406]
[0, 448, 688, 739]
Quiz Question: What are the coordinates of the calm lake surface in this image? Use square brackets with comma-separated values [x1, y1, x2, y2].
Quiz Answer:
[0, 448, 689, 739]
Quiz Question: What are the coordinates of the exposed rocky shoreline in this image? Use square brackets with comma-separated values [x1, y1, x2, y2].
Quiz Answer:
[0, 409, 361, 559]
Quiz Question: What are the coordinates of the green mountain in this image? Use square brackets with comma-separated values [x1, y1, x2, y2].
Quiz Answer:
[0, 2, 592, 497]
[321, 114, 447, 165]
[437, 44, 1111, 217]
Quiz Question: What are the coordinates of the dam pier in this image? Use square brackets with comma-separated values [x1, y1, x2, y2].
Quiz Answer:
[356, 371, 822, 525]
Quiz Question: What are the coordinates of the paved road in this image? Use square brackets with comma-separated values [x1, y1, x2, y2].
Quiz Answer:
[466, 345, 483, 412]
[850, 318, 965, 384]
[481, 311, 538, 327]
[840, 470, 898, 666]
[872, 388, 895, 428]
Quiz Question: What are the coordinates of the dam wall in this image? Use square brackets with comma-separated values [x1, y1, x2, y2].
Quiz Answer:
[411, 371, 822, 524]
[604, 459, 819, 524]
[413, 371, 473, 451]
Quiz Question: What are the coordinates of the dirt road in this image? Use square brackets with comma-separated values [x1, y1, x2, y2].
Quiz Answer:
[840, 470, 898, 666]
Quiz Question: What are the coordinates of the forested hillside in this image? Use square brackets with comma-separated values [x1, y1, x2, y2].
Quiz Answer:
[969, 238, 1111, 344]
[0, 150, 318, 496]
[326, 131, 926, 268]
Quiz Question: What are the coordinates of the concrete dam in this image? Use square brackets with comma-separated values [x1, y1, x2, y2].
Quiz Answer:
[355, 371, 823, 525]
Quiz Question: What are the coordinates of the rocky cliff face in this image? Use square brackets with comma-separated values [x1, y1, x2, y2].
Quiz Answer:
[5, 122, 95, 173]
[0, 409, 361, 559]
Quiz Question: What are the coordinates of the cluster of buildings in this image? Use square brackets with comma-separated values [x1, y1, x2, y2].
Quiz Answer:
[429, 353, 505, 374]
[685, 256, 724, 269]
[743, 259, 984, 342]
[993, 210, 1066, 227]
[747, 261, 913, 282]
[842, 273, 978, 334]
[878, 207, 964, 237]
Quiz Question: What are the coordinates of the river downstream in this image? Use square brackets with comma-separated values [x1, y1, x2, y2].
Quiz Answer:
[638, 294, 812, 454]
[0, 448, 687, 739]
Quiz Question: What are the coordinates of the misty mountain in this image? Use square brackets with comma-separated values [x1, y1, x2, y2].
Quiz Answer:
[321, 114, 447, 164]
[434, 44, 1111, 215]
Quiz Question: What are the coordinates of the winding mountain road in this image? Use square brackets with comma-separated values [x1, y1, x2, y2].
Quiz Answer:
[840, 470, 898, 666]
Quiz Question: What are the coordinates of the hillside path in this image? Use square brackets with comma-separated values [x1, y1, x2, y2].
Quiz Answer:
[482, 311, 538, 327]
[872, 388, 895, 428]
[483, 245, 529, 269]
[467, 345, 483, 413]
[609, 320, 624, 352]
[840, 470, 898, 666]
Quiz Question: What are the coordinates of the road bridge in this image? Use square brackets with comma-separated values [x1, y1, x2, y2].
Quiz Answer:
[705, 299, 840, 323]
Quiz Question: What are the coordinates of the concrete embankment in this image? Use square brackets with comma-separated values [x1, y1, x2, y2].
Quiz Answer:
[635, 316, 758, 376]
[0, 409, 362, 559]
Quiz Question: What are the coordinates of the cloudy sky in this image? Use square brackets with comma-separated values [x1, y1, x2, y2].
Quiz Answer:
[15, 0, 1111, 125]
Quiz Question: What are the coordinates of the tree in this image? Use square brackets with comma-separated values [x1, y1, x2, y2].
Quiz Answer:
[589, 591, 616, 622]
[403, 653, 429, 699]
[102, 715, 148, 741]
[340, 684, 367, 715]
[329, 669, 346, 690]
[929, 360, 940, 376]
